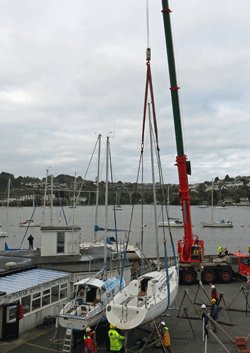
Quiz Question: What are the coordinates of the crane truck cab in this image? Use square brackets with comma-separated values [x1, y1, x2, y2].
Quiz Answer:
[230, 252, 250, 278]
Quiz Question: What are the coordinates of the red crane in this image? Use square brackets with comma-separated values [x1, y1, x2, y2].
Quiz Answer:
[161, 1, 204, 264]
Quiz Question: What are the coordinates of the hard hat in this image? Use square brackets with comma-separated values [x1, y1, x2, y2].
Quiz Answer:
[211, 285, 215, 289]
[201, 304, 206, 309]
[85, 327, 91, 332]
[160, 321, 166, 326]
[211, 298, 217, 303]
[110, 323, 115, 329]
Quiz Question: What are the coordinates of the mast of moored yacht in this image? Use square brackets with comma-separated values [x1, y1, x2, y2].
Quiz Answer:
[94, 134, 102, 242]
[148, 103, 160, 271]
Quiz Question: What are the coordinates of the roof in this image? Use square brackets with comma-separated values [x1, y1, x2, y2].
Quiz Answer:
[74, 277, 104, 288]
[0, 268, 70, 295]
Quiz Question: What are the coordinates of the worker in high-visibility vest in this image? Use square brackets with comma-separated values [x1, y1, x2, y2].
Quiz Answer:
[108, 323, 125, 352]
[160, 321, 173, 353]
[217, 244, 223, 257]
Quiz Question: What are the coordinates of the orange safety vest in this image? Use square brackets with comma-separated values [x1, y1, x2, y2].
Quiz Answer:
[162, 326, 171, 347]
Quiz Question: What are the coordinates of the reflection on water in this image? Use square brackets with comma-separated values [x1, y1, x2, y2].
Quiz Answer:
[0, 205, 249, 256]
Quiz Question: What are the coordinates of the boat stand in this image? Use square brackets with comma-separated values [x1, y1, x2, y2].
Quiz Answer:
[125, 321, 168, 353]
[193, 282, 234, 326]
[227, 284, 250, 315]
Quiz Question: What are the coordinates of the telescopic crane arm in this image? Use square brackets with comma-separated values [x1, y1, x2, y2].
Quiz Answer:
[161, 1, 204, 263]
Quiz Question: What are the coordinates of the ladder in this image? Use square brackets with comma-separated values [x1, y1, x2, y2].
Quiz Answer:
[62, 328, 73, 353]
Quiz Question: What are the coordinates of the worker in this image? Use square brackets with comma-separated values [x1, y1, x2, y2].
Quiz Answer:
[217, 244, 223, 257]
[28, 234, 34, 250]
[108, 323, 125, 353]
[84, 327, 95, 353]
[159, 321, 173, 353]
[201, 304, 209, 339]
[210, 285, 219, 304]
[210, 298, 219, 332]
[221, 247, 229, 257]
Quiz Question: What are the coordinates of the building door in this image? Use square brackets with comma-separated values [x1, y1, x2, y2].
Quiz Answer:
[2, 301, 20, 340]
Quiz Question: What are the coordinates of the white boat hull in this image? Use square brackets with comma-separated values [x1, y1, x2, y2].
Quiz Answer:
[158, 221, 183, 228]
[58, 276, 124, 330]
[80, 242, 141, 260]
[201, 221, 233, 228]
[106, 266, 178, 330]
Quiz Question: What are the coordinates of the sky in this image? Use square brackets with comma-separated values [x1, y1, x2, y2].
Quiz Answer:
[0, 0, 250, 184]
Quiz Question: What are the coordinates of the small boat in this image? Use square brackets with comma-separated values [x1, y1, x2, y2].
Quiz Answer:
[113, 205, 123, 211]
[20, 219, 41, 227]
[201, 220, 233, 228]
[158, 219, 183, 228]
[58, 275, 125, 330]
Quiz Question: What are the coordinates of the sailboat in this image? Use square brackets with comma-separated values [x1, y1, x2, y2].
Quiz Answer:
[79, 135, 141, 260]
[58, 273, 125, 330]
[106, 51, 179, 330]
[58, 137, 125, 330]
[158, 187, 183, 228]
[201, 180, 233, 227]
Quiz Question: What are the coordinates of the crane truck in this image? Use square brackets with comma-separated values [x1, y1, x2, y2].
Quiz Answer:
[161, 1, 250, 284]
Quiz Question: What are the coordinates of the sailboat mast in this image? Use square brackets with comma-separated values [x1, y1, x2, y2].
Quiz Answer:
[42, 168, 49, 225]
[211, 178, 214, 222]
[104, 136, 110, 277]
[94, 134, 102, 242]
[50, 174, 53, 226]
[148, 104, 160, 270]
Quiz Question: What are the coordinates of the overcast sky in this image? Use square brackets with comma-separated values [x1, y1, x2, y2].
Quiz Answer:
[0, 0, 250, 184]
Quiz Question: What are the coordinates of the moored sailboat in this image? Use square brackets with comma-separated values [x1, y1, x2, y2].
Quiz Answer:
[201, 180, 233, 227]
[58, 137, 126, 330]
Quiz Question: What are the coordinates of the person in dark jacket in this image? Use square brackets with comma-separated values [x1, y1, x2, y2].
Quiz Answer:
[210, 298, 219, 332]
[28, 234, 34, 249]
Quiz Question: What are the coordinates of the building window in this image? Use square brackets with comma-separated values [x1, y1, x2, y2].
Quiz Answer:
[7, 305, 17, 323]
[32, 292, 41, 311]
[60, 283, 67, 299]
[21, 295, 31, 314]
[52, 285, 59, 303]
[57, 232, 65, 253]
[42, 289, 51, 306]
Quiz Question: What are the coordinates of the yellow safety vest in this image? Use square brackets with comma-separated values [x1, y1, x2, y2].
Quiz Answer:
[108, 329, 125, 351]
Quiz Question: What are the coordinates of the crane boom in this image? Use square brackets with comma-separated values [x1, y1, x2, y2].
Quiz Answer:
[161, 1, 204, 263]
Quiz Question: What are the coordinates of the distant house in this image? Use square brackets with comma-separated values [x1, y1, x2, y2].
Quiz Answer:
[239, 197, 250, 205]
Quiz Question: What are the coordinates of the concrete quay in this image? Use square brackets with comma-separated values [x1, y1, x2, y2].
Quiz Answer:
[0, 279, 249, 353]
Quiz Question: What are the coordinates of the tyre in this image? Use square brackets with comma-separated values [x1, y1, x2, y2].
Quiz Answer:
[202, 269, 216, 284]
[181, 270, 196, 285]
[219, 269, 232, 283]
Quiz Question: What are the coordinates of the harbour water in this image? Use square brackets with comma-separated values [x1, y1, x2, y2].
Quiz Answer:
[0, 205, 249, 256]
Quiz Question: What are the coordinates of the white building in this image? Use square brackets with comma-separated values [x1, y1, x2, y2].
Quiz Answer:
[0, 267, 71, 340]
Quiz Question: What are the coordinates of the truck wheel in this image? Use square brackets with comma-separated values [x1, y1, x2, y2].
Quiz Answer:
[219, 269, 232, 283]
[202, 269, 215, 284]
[182, 270, 196, 285]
